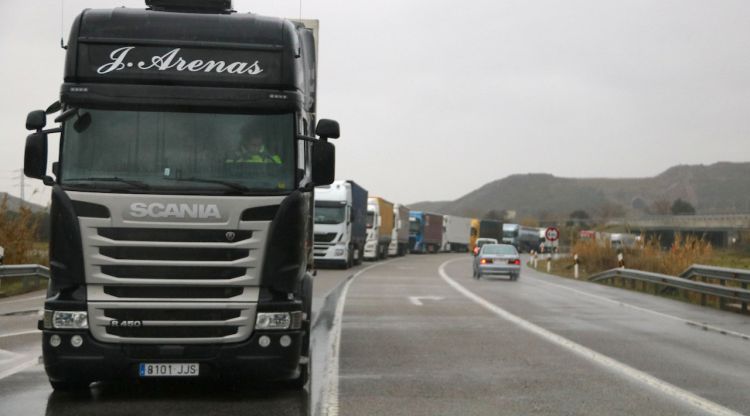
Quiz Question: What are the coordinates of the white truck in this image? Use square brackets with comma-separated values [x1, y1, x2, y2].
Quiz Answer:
[313, 180, 368, 268]
[442, 215, 472, 252]
[388, 204, 410, 256]
[364, 197, 394, 260]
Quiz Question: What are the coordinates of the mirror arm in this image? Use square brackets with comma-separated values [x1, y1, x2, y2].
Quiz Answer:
[42, 176, 55, 186]
[41, 127, 62, 134]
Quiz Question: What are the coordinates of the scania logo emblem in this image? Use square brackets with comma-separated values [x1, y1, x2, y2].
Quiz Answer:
[226, 231, 236, 241]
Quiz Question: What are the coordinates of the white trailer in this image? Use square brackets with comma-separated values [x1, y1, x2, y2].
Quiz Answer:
[442, 215, 471, 252]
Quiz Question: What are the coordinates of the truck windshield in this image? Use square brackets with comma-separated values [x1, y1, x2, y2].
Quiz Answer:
[503, 230, 518, 238]
[315, 206, 345, 224]
[366, 212, 375, 228]
[61, 109, 295, 194]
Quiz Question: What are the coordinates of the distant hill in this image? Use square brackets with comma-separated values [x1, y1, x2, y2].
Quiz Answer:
[409, 162, 750, 219]
[0, 192, 47, 213]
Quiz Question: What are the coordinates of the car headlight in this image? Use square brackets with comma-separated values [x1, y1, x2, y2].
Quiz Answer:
[47, 310, 89, 329]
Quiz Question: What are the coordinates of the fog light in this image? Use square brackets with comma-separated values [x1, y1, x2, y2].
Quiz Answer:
[70, 335, 83, 348]
[259, 335, 271, 348]
[334, 248, 345, 256]
[279, 335, 292, 348]
[49, 335, 61, 348]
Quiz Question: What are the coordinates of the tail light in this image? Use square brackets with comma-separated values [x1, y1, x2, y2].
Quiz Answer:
[480, 258, 493, 264]
[509, 259, 521, 265]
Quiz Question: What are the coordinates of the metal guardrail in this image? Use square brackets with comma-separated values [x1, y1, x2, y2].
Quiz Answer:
[0, 264, 50, 296]
[680, 264, 750, 285]
[588, 267, 750, 309]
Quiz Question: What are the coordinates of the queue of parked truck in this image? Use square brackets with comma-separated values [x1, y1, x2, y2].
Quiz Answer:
[312, 182, 551, 268]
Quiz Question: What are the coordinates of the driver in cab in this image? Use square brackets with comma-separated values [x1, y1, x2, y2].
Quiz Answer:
[225, 126, 283, 165]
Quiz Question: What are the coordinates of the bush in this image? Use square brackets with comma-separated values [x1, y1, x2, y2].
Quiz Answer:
[0, 195, 45, 265]
[572, 234, 712, 277]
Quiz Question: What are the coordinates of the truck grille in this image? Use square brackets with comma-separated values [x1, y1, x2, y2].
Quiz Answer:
[107, 326, 238, 339]
[102, 286, 244, 299]
[75, 197, 275, 344]
[100, 265, 246, 280]
[314, 232, 338, 243]
[88, 302, 256, 344]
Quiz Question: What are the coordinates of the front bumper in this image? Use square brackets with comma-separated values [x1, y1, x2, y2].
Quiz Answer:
[314, 244, 348, 265]
[364, 241, 378, 258]
[42, 329, 303, 383]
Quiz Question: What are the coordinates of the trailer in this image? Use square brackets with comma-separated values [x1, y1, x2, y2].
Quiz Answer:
[409, 211, 443, 253]
[388, 204, 410, 256]
[442, 215, 471, 252]
[364, 197, 394, 260]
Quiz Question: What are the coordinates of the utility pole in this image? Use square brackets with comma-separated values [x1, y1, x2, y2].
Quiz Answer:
[13, 169, 30, 207]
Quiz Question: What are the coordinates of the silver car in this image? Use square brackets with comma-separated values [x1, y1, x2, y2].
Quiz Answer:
[472, 243, 521, 280]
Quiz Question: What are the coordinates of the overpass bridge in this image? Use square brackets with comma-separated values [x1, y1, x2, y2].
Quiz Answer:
[621, 214, 750, 247]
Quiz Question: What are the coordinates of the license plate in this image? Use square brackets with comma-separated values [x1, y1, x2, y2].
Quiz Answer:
[139, 363, 199, 377]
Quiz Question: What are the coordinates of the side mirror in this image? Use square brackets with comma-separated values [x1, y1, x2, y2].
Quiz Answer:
[315, 119, 340, 140]
[26, 110, 46, 131]
[24, 132, 48, 180]
[311, 140, 335, 186]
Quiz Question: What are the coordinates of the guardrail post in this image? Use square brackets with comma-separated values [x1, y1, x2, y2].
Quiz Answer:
[742, 280, 748, 313]
[546, 254, 551, 273]
[573, 254, 579, 279]
[718, 279, 726, 310]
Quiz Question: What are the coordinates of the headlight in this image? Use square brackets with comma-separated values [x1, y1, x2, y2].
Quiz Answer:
[49, 311, 88, 329]
[256, 312, 291, 330]
[255, 311, 303, 330]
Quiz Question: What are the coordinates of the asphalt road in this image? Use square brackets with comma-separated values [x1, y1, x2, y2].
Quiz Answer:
[2, 254, 750, 415]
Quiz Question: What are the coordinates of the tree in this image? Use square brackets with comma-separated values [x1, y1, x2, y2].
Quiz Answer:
[650, 199, 672, 215]
[569, 210, 590, 220]
[483, 209, 506, 221]
[596, 202, 626, 223]
[671, 198, 696, 215]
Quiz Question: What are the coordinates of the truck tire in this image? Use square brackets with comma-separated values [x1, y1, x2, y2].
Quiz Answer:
[345, 247, 353, 269]
[49, 379, 91, 392]
[354, 247, 363, 265]
[287, 273, 313, 389]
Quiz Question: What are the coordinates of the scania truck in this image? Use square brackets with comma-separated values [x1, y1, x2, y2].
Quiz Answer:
[388, 204, 410, 256]
[364, 197, 394, 260]
[313, 180, 367, 268]
[23, 0, 338, 391]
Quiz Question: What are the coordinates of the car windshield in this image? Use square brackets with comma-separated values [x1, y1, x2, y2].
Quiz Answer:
[61, 109, 295, 194]
[366, 211, 375, 228]
[481, 244, 518, 255]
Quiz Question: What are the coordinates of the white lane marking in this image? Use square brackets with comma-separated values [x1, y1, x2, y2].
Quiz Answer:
[0, 295, 45, 306]
[0, 330, 40, 339]
[0, 357, 39, 380]
[439, 258, 744, 416]
[408, 296, 444, 306]
[525, 267, 750, 342]
[323, 259, 399, 416]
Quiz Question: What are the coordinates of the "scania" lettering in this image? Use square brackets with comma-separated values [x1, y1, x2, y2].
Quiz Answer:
[130, 203, 221, 219]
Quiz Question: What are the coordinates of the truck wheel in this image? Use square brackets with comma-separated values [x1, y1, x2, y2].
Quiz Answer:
[287, 273, 312, 389]
[354, 247, 363, 265]
[345, 247, 353, 269]
[49, 379, 91, 392]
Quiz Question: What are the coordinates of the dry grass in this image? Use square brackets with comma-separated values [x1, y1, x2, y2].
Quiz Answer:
[566, 234, 713, 277]
[0, 195, 45, 265]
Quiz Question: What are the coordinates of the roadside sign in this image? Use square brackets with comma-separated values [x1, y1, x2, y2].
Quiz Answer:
[545, 227, 559, 242]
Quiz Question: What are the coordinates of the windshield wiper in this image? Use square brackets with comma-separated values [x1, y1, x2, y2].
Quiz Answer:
[66, 177, 151, 189]
[166, 177, 252, 193]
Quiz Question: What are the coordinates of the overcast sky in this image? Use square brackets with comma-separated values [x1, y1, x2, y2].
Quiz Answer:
[1, 0, 749, 206]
